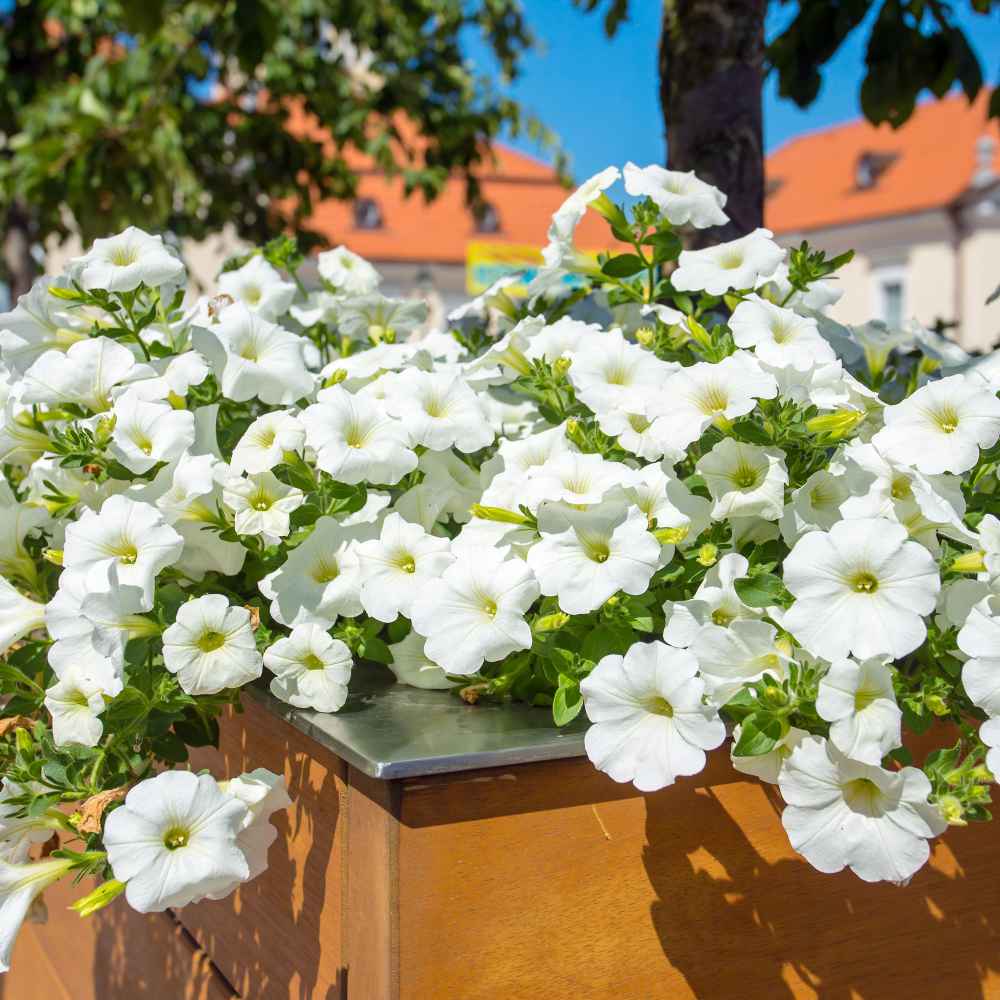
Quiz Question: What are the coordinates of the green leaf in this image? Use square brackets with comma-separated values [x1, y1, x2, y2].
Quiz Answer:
[552, 675, 583, 727]
[581, 624, 633, 664]
[601, 254, 646, 278]
[732, 713, 783, 757]
[644, 230, 682, 262]
[734, 573, 788, 609]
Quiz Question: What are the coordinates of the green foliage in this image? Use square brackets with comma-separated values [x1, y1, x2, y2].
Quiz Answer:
[769, 0, 999, 128]
[0, 0, 573, 257]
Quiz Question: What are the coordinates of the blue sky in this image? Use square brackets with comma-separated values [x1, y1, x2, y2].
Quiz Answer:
[463, 2, 1000, 181]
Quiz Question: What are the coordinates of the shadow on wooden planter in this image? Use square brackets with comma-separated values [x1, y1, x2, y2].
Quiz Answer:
[6, 696, 1000, 999]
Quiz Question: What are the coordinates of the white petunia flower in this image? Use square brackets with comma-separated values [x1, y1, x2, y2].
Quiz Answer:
[334, 293, 428, 343]
[596, 406, 683, 463]
[0, 780, 62, 864]
[108, 391, 196, 474]
[782, 517, 940, 661]
[356, 513, 453, 623]
[729, 295, 836, 371]
[0, 276, 88, 375]
[0, 576, 45, 656]
[264, 624, 353, 713]
[872, 373, 1000, 475]
[566, 328, 677, 413]
[230, 410, 305, 475]
[318, 341, 424, 391]
[162, 594, 262, 695]
[150, 452, 245, 580]
[624, 463, 712, 552]
[43, 665, 110, 747]
[839, 440, 973, 551]
[816, 656, 902, 765]
[649, 351, 777, 452]
[387, 631, 451, 690]
[663, 552, 762, 647]
[381, 369, 493, 453]
[258, 516, 370, 627]
[623, 162, 728, 228]
[671, 228, 784, 295]
[980, 718, 1000, 780]
[547, 166, 620, 246]
[581, 641, 726, 792]
[778, 735, 946, 883]
[71, 227, 185, 292]
[301, 386, 417, 486]
[103, 770, 250, 912]
[209, 769, 291, 895]
[21, 336, 139, 411]
[691, 618, 792, 705]
[317, 245, 381, 295]
[696, 438, 789, 521]
[957, 595, 1000, 716]
[527, 502, 660, 615]
[731, 725, 807, 785]
[410, 550, 539, 676]
[0, 477, 49, 586]
[193, 304, 314, 404]
[522, 316, 603, 364]
[45, 563, 150, 682]
[63, 495, 183, 609]
[779, 466, 850, 545]
[0, 856, 76, 972]
[521, 451, 632, 511]
[222, 471, 304, 544]
[217, 255, 295, 319]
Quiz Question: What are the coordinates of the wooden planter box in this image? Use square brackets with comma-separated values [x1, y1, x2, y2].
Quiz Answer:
[8, 670, 1000, 999]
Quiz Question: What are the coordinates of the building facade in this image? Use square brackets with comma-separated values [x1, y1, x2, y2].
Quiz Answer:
[765, 92, 1000, 351]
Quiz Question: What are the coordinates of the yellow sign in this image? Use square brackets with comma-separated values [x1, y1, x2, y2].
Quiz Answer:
[465, 241, 598, 296]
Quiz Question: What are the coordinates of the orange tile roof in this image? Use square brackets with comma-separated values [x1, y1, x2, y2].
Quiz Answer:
[284, 103, 615, 263]
[765, 90, 1000, 234]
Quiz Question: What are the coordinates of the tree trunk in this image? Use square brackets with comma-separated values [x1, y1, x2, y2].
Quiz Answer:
[3, 202, 38, 302]
[659, 0, 766, 246]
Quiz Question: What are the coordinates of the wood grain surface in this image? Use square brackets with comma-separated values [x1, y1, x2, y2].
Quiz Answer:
[7, 705, 1000, 1000]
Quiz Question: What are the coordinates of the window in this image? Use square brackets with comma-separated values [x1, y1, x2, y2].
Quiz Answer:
[473, 202, 501, 234]
[353, 198, 383, 230]
[872, 265, 907, 329]
[855, 151, 897, 191]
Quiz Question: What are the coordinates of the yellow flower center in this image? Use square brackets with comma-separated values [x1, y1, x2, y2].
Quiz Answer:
[196, 630, 227, 653]
[850, 571, 879, 594]
[163, 825, 190, 850]
[854, 687, 879, 711]
[930, 404, 960, 434]
[110, 246, 139, 267]
[645, 695, 674, 717]
[311, 557, 340, 584]
[302, 653, 326, 671]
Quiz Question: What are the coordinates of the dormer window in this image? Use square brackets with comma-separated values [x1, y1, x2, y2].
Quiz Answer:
[473, 202, 502, 234]
[354, 197, 383, 230]
[855, 151, 897, 190]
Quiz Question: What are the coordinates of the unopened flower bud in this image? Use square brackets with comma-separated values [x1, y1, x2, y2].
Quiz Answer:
[70, 879, 127, 917]
[604, 595, 620, 609]
[806, 409, 864, 439]
[43, 548, 64, 566]
[653, 525, 689, 545]
[553, 355, 573, 377]
[696, 543, 718, 567]
[469, 504, 529, 525]
[324, 368, 348, 388]
[925, 694, 950, 717]
[565, 418, 580, 437]
[971, 765, 993, 783]
[635, 326, 655, 348]
[951, 550, 986, 574]
[533, 612, 570, 633]
[686, 316, 712, 348]
[937, 794, 966, 826]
